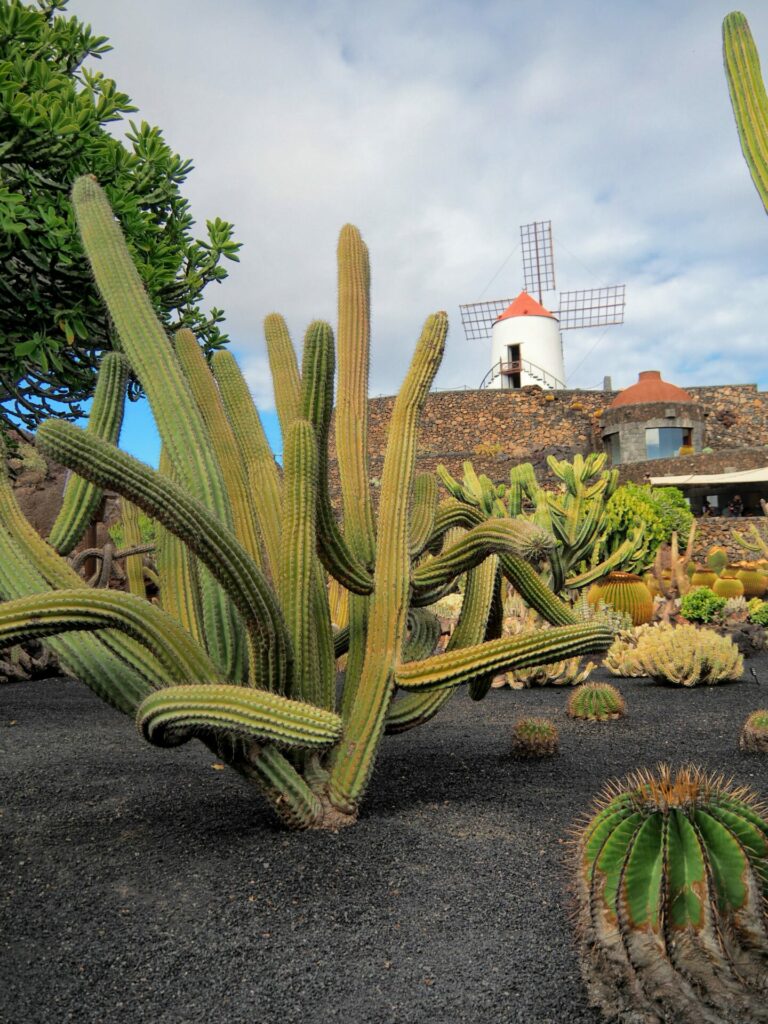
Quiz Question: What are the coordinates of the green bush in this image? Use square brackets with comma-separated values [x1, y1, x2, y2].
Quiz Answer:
[748, 601, 768, 626]
[650, 486, 694, 541]
[603, 483, 666, 562]
[680, 587, 727, 623]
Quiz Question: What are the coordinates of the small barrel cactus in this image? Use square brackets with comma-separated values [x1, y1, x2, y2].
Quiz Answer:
[713, 571, 746, 599]
[737, 566, 768, 599]
[689, 565, 718, 589]
[510, 716, 559, 758]
[740, 710, 768, 752]
[567, 682, 625, 721]
[706, 545, 728, 573]
[574, 763, 768, 1023]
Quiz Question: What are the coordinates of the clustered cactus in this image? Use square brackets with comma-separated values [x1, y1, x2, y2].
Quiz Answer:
[510, 716, 559, 758]
[567, 682, 625, 721]
[575, 764, 768, 1023]
[633, 621, 743, 686]
[502, 655, 595, 688]
[0, 177, 615, 830]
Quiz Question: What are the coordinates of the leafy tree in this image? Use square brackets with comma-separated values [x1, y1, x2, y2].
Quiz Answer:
[0, 0, 240, 430]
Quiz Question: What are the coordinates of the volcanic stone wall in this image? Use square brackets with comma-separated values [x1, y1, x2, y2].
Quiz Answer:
[327, 382, 768, 501]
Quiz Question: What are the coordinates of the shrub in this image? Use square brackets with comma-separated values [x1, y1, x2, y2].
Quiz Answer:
[510, 717, 559, 758]
[574, 763, 768, 1022]
[634, 622, 743, 685]
[680, 586, 727, 623]
[749, 601, 768, 626]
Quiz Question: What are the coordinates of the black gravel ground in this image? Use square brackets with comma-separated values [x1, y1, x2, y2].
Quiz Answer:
[3, 658, 768, 1024]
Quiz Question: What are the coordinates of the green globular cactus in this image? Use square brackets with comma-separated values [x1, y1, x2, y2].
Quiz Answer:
[567, 682, 625, 721]
[510, 716, 559, 758]
[574, 764, 768, 1023]
[724, 12, 768, 214]
[6, 177, 616, 830]
[587, 572, 653, 627]
[741, 709, 768, 751]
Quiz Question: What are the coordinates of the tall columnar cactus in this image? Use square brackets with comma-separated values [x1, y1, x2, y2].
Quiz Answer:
[575, 764, 768, 1023]
[723, 11, 768, 213]
[2, 176, 616, 829]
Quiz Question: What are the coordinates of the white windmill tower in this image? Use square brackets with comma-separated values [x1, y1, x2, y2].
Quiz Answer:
[460, 221, 626, 390]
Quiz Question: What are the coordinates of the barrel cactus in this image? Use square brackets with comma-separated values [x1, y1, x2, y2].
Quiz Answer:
[740, 710, 768, 752]
[509, 716, 559, 758]
[567, 682, 625, 721]
[587, 572, 653, 626]
[575, 763, 768, 1023]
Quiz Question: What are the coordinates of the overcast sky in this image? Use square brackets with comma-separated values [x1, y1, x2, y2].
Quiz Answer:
[69, 0, 768, 450]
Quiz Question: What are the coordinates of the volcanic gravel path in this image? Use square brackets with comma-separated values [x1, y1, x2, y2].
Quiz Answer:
[3, 657, 768, 1024]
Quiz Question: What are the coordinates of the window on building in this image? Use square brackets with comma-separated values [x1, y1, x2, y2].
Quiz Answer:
[645, 426, 691, 460]
[606, 432, 621, 464]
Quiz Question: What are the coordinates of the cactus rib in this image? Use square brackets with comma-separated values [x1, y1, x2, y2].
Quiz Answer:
[724, 11, 768, 213]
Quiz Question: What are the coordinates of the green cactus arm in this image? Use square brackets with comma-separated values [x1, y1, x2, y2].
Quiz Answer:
[394, 623, 613, 692]
[265, 313, 302, 436]
[47, 352, 130, 555]
[723, 11, 768, 213]
[136, 684, 342, 750]
[279, 419, 333, 707]
[401, 608, 442, 662]
[732, 523, 768, 557]
[335, 224, 376, 568]
[36, 419, 291, 693]
[120, 499, 148, 600]
[329, 311, 448, 810]
[425, 499, 485, 554]
[497, 553, 577, 625]
[155, 447, 205, 646]
[384, 689, 454, 734]
[409, 473, 438, 558]
[211, 349, 283, 583]
[72, 176, 240, 679]
[565, 531, 645, 589]
[300, 320, 373, 594]
[333, 624, 350, 658]
[469, 560, 503, 700]
[411, 519, 554, 597]
[230, 744, 323, 830]
[435, 463, 474, 504]
[174, 329, 263, 571]
[0, 589, 222, 685]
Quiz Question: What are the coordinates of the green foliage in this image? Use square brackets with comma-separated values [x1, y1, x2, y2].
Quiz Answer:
[602, 483, 666, 562]
[680, 586, 727, 623]
[749, 600, 768, 626]
[0, 0, 240, 430]
[0, 178, 615, 830]
[108, 508, 156, 549]
[650, 485, 694, 541]
[575, 764, 768, 1022]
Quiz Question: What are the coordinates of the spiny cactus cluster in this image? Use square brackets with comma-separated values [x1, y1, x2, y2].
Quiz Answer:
[0, 177, 615, 829]
[567, 682, 625, 721]
[740, 710, 768, 752]
[603, 624, 656, 678]
[510, 717, 559, 758]
[502, 655, 595, 689]
[633, 622, 743, 687]
[575, 764, 768, 1023]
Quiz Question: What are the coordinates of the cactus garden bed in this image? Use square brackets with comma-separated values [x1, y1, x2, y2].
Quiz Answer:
[4, 657, 768, 1024]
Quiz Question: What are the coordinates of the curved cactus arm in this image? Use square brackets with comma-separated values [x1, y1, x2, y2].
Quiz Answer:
[333, 624, 350, 659]
[137, 684, 342, 750]
[402, 608, 442, 662]
[0, 589, 223, 685]
[230, 745, 324, 830]
[211, 349, 283, 582]
[498, 553, 577, 625]
[394, 623, 614, 692]
[469, 560, 503, 701]
[300, 320, 373, 595]
[733, 523, 768, 557]
[723, 11, 768, 214]
[120, 500, 148, 599]
[426, 499, 485, 553]
[36, 420, 292, 693]
[329, 311, 448, 811]
[566, 530, 644, 589]
[411, 519, 554, 597]
[48, 352, 130, 555]
[265, 313, 302, 436]
[385, 690, 451, 734]
[436, 463, 476, 505]
[409, 473, 438, 558]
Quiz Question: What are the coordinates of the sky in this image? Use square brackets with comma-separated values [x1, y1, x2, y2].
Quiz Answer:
[66, 0, 768, 464]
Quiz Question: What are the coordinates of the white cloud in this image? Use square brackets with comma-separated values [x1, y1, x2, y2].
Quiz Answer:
[69, 0, 768, 410]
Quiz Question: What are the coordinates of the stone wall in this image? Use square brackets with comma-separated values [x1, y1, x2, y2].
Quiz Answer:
[693, 516, 767, 563]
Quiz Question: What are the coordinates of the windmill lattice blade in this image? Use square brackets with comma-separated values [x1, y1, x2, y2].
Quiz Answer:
[557, 285, 625, 330]
[520, 221, 555, 298]
[459, 299, 512, 345]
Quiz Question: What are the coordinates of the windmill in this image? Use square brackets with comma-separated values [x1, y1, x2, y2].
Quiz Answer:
[459, 221, 626, 390]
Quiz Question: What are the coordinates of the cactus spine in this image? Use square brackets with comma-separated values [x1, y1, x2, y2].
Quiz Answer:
[575, 764, 768, 1022]
[723, 11, 768, 213]
[567, 682, 625, 721]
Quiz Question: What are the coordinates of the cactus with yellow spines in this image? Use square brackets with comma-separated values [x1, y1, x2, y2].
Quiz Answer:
[4, 177, 616, 828]
[723, 11, 768, 214]
[47, 351, 130, 556]
[120, 499, 148, 599]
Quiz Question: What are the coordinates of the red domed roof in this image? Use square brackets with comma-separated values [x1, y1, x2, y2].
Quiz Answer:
[495, 291, 556, 321]
[610, 370, 692, 408]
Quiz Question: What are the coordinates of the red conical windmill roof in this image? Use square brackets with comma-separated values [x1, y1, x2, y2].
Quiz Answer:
[495, 291, 556, 321]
